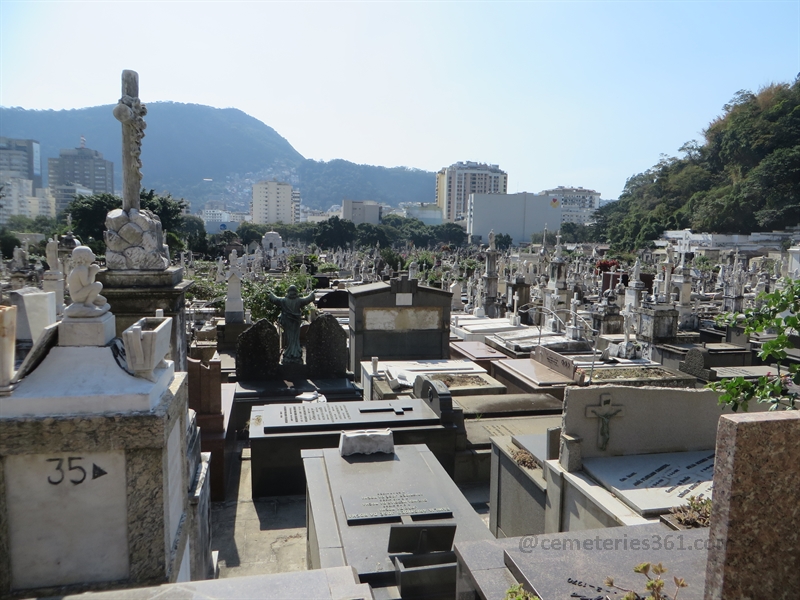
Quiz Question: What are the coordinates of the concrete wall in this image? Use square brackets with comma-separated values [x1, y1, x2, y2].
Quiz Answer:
[468, 193, 562, 246]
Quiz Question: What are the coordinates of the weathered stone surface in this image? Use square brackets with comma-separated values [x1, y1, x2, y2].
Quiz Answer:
[105, 250, 127, 270]
[306, 313, 348, 378]
[339, 429, 394, 456]
[124, 245, 148, 267]
[105, 208, 129, 231]
[105, 230, 129, 253]
[118, 222, 144, 245]
[141, 230, 159, 252]
[236, 320, 281, 381]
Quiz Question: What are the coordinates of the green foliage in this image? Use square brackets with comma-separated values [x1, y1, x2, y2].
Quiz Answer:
[708, 278, 800, 411]
[431, 222, 467, 246]
[236, 222, 269, 247]
[605, 562, 687, 600]
[6, 214, 57, 235]
[243, 272, 317, 322]
[598, 79, 800, 252]
[380, 247, 403, 271]
[315, 216, 356, 249]
[166, 231, 185, 254]
[356, 222, 389, 248]
[67, 189, 187, 245]
[504, 583, 539, 600]
[670, 496, 712, 528]
[495, 233, 513, 250]
[0, 228, 21, 259]
[180, 214, 207, 237]
[317, 261, 339, 273]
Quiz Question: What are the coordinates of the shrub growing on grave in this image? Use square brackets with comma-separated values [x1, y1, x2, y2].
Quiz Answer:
[605, 562, 687, 600]
[243, 273, 317, 323]
[708, 278, 800, 411]
[670, 495, 712, 528]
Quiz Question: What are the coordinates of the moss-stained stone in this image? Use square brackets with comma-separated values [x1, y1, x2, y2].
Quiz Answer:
[0, 374, 188, 597]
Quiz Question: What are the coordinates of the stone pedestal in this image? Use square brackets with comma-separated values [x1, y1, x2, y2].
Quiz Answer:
[42, 272, 65, 316]
[0, 306, 16, 395]
[0, 368, 193, 597]
[97, 267, 192, 371]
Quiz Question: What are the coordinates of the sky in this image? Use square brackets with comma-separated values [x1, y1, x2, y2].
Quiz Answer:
[1, 0, 799, 200]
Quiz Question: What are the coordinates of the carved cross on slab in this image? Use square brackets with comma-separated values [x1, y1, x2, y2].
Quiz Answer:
[585, 393, 624, 451]
[359, 404, 414, 416]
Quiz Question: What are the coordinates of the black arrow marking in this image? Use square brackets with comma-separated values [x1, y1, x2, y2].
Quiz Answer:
[92, 464, 107, 480]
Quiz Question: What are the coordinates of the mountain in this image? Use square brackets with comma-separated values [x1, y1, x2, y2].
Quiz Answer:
[0, 102, 435, 211]
[594, 78, 800, 252]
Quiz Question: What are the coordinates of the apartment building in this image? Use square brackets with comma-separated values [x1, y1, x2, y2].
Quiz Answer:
[341, 199, 382, 225]
[541, 186, 602, 225]
[48, 143, 114, 195]
[252, 180, 299, 224]
[435, 162, 507, 222]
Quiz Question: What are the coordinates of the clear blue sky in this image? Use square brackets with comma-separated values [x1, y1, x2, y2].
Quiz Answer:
[1, 1, 798, 199]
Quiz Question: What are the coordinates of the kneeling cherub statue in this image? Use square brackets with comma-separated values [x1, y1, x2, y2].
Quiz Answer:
[64, 246, 111, 318]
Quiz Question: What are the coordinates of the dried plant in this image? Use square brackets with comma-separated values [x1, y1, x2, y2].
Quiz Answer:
[605, 562, 687, 600]
[670, 495, 712, 528]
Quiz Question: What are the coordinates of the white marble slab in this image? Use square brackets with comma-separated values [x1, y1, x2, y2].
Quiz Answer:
[6, 451, 128, 588]
[583, 450, 715, 516]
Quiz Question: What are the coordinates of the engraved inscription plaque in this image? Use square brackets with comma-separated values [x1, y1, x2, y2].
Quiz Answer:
[342, 490, 453, 524]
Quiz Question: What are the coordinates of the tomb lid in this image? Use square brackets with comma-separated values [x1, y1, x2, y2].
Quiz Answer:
[713, 365, 775, 379]
[511, 433, 550, 465]
[502, 523, 707, 600]
[496, 358, 574, 386]
[251, 399, 440, 436]
[450, 341, 506, 361]
[582, 450, 715, 516]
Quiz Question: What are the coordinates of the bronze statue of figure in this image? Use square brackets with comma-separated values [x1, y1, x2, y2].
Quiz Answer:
[268, 285, 316, 364]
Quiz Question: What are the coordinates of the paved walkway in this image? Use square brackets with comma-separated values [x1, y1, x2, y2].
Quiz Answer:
[210, 443, 491, 579]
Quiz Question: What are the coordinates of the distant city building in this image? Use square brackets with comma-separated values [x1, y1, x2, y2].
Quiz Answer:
[200, 209, 250, 233]
[51, 183, 93, 216]
[539, 186, 602, 225]
[0, 177, 56, 225]
[48, 141, 114, 196]
[252, 180, 299, 224]
[467, 192, 562, 246]
[341, 199, 382, 225]
[436, 162, 507, 222]
[0, 137, 42, 189]
[403, 203, 443, 226]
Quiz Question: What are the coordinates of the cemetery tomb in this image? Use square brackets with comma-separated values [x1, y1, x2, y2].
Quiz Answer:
[489, 431, 558, 538]
[361, 359, 487, 401]
[304, 444, 494, 599]
[455, 523, 708, 600]
[450, 317, 525, 343]
[249, 399, 457, 496]
[582, 450, 715, 517]
[349, 276, 452, 377]
[449, 340, 508, 373]
[485, 327, 592, 358]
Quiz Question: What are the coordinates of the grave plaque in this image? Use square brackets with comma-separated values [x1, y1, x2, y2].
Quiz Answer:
[534, 346, 576, 379]
[255, 400, 427, 434]
[342, 490, 453, 524]
[6, 451, 128, 588]
[583, 450, 715, 516]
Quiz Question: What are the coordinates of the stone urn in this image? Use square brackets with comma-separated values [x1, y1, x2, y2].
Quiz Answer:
[122, 316, 173, 381]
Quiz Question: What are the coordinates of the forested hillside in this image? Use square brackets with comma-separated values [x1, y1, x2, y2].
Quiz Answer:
[0, 103, 435, 210]
[595, 78, 800, 252]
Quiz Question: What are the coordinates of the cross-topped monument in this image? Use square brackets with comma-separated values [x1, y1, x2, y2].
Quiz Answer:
[113, 70, 147, 211]
[104, 70, 169, 271]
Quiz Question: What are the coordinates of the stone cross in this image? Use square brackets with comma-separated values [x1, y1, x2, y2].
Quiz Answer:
[623, 303, 634, 344]
[585, 393, 624, 451]
[112, 70, 147, 211]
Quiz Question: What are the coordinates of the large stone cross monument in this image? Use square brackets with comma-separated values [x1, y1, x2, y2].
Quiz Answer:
[98, 70, 191, 370]
[104, 70, 170, 271]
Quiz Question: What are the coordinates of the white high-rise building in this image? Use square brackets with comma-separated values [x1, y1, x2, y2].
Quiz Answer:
[252, 180, 300, 225]
[540, 186, 602, 225]
[436, 162, 507, 222]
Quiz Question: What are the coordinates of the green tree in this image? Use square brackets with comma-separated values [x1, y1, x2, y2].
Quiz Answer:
[236, 222, 268, 246]
[709, 279, 800, 411]
[315, 216, 356, 249]
[355, 222, 389, 248]
[431, 222, 467, 246]
[0, 228, 21, 259]
[495, 233, 513, 250]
